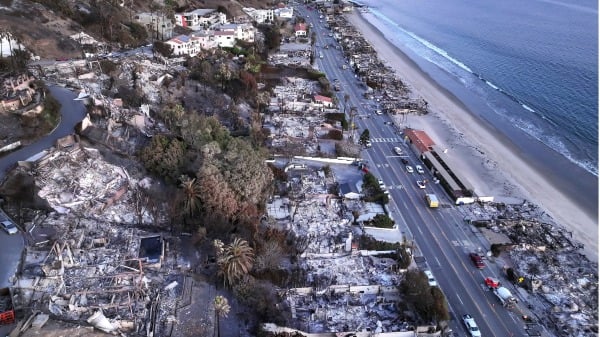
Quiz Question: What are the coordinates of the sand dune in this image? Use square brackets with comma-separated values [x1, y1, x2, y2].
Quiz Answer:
[346, 11, 598, 261]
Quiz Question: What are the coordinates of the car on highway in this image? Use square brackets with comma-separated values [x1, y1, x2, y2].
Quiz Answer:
[0, 220, 18, 235]
[406, 165, 414, 173]
[462, 314, 482, 337]
[423, 270, 437, 287]
[401, 158, 409, 165]
[393, 147, 403, 155]
[416, 180, 426, 189]
[415, 165, 425, 174]
[469, 252, 485, 269]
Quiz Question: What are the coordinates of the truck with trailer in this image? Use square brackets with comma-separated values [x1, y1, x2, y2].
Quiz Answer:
[484, 277, 517, 308]
[425, 194, 439, 208]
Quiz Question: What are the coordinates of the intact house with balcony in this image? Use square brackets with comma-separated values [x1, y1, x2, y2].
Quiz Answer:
[165, 35, 200, 57]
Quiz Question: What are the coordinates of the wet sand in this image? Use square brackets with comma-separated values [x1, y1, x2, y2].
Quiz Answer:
[346, 10, 598, 261]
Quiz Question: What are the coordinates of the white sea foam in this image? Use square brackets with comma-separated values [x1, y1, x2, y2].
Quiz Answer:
[485, 81, 499, 90]
[362, 7, 598, 177]
[521, 104, 535, 112]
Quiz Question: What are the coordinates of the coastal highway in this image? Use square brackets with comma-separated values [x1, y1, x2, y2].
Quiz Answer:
[300, 5, 528, 337]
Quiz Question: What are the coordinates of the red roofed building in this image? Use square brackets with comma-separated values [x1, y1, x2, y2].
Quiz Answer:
[403, 128, 435, 154]
[295, 23, 307, 37]
[314, 94, 333, 108]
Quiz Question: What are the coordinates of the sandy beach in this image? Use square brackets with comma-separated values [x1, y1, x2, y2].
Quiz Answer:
[346, 11, 598, 261]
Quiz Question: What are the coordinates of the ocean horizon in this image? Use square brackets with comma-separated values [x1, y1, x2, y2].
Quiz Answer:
[356, 0, 598, 180]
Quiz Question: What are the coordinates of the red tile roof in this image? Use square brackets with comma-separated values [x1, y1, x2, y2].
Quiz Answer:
[294, 23, 307, 31]
[404, 128, 435, 153]
[314, 95, 332, 103]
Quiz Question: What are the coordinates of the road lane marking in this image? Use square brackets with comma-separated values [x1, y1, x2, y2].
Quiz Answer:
[456, 294, 464, 305]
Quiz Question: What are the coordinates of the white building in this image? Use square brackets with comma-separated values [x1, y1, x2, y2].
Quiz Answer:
[134, 13, 174, 40]
[275, 7, 294, 19]
[165, 35, 200, 57]
[215, 23, 255, 43]
[214, 31, 236, 48]
[174, 9, 227, 30]
[242, 8, 274, 24]
[190, 31, 217, 50]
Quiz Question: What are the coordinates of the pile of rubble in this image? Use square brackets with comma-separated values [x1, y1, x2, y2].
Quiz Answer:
[264, 79, 342, 155]
[461, 201, 598, 337]
[266, 166, 409, 334]
[9, 144, 191, 336]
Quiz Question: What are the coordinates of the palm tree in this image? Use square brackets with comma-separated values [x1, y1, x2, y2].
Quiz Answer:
[217, 238, 254, 286]
[179, 175, 202, 216]
[213, 295, 230, 337]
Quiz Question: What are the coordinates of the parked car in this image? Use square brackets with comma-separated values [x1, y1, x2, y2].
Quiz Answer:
[462, 314, 482, 337]
[405, 165, 414, 173]
[424, 270, 437, 287]
[416, 180, 426, 189]
[415, 165, 425, 174]
[393, 147, 403, 155]
[469, 252, 485, 269]
[0, 221, 18, 235]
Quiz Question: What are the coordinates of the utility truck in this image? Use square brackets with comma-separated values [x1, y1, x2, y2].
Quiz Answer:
[484, 277, 518, 308]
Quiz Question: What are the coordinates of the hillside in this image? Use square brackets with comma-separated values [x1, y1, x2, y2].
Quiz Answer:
[0, 0, 272, 59]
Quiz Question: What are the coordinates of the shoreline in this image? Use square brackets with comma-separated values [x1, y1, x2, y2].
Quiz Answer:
[345, 10, 598, 261]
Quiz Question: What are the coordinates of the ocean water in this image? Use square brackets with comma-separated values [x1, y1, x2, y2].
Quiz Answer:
[356, 0, 598, 177]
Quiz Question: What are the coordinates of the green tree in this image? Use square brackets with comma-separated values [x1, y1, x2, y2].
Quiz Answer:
[371, 214, 394, 228]
[359, 129, 370, 145]
[179, 175, 202, 216]
[400, 269, 448, 323]
[139, 135, 185, 183]
[153, 41, 173, 57]
[430, 286, 450, 322]
[213, 295, 230, 337]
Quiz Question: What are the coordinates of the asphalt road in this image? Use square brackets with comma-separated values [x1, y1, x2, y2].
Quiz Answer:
[0, 86, 86, 289]
[300, 6, 529, 337]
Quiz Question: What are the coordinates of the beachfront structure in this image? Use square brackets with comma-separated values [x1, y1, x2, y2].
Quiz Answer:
[403, 128, 474, 200]
[134, 13, 174, 40]
[242, 8, 274, 24]
[174, 9, 227, 30]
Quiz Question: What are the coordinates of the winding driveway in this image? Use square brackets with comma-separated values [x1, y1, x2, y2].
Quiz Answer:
[0, 85, 86, 289]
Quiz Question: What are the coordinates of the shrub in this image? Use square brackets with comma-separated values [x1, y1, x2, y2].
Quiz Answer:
[326, 129, 343, 140]
[370, 214, 394, 228]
